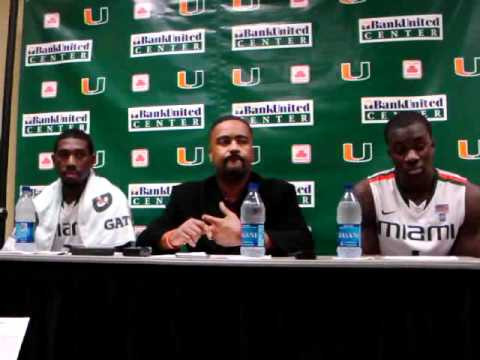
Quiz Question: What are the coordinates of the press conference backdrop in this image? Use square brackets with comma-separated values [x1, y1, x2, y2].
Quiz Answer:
[14, 0, 480, 254]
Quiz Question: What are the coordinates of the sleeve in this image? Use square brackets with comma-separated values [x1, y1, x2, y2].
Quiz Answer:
[263, 181, 314, 256]
[136, 186, 185, 253]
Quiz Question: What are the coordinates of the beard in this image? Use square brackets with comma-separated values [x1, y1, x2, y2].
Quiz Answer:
[217, 155, 250, 183]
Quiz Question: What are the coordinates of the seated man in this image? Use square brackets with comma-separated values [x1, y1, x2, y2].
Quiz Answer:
[6, 129, 135, 250]
[137, 115, 313, 256]
[354, 111, 480, 256]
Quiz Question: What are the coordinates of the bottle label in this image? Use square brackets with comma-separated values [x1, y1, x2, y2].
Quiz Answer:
[337, 224, 361, 248]
[241, 224, 264, 247]
[15, 222, 35, 243]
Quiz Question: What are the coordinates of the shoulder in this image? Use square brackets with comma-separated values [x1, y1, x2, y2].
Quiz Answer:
[258, 176, 296, 196]
[465, 181, 480, 217]
[91, 174, 127, 198]
[171, 178, 209, 194]
[34, 178, 61, 204]
[354, 175, 377, 223]
[366, 168, 395, 184]
[437, 168, 468, 186]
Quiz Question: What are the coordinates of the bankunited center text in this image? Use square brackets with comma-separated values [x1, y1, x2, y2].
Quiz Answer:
[23, 112, 90, 136]
[130, 107, 202, 119]
[233, 24, 311, 39]
[132, 33, 203, 45]
[27, 41, 91, 55]
[235, 102, 311, 115]
[361, 17, 441, 30]
[364, 98, 444, 110]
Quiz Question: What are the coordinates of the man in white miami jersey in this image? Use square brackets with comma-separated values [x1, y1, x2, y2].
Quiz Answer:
[354, 111, 480, 256]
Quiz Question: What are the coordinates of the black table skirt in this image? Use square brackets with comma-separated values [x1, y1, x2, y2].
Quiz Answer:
[0, 257, 479, 360]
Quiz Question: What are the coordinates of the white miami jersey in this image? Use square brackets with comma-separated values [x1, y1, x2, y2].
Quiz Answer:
[368, 168, 467, 255]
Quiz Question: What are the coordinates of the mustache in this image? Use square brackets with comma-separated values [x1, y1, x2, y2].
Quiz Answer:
[224, 154, 245, 165]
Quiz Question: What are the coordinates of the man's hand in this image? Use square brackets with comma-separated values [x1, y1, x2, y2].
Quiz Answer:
[170, 218, 207, 248]
[202, 201, 242, 247]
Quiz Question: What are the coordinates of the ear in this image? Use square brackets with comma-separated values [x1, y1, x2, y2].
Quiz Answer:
[90, 152, 97, 167]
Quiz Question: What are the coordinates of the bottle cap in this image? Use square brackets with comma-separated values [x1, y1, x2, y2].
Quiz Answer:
[248, 182, 259, 191]
[21, 186, 32, 193]
[344, 183, 353, 191]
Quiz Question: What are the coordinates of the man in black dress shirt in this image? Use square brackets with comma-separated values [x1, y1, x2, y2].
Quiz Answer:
[137, 115, 313, 256]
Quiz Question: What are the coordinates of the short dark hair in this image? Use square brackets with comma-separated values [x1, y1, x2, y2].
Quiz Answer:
[384, 111, 432, 144]
[53, 129, 94, 154]
[209, 115, 253, 138]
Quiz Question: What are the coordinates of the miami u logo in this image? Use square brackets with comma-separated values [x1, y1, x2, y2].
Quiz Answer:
[454, 57, 480, 77]
[458, 140, 480, 160]
[341, 62, 371, 81]
[94, 150, 106, 168]
[232, 67, 260, 87]
[232, 0, 260, 11]
[252, 146, 261, 165]
[179, 0, 205, 16]
[177, 70, 204, 89]
[81, 77, 106, 95]
[343, 143, 373, 163]
[339, 0, 366, 4]
[84, 7, 109, 25]
[177, 147, 205, 166]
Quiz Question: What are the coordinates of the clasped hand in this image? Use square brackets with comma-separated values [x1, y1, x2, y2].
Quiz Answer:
[170, 202, 241, 248]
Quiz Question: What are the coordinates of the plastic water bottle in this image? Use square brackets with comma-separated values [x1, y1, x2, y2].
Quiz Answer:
[336, 184, 362, 258]
[14, 186, 36, 252]
[240, 183, 265, 257]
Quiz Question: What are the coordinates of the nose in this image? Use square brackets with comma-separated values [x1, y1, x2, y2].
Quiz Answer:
[228, 140, 241, 153]
[66, 154, 77, 167]
[405, 149, 420, 162]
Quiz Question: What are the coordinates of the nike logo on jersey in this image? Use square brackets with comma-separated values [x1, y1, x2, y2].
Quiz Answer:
[381, 210, 396, 215]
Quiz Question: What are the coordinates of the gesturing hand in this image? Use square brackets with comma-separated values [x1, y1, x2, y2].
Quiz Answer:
[202, 201, 242, 247]
[170, 218, 207, 248]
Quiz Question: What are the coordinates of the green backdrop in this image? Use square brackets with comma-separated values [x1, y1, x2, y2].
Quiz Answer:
[16, 0, 480, 254]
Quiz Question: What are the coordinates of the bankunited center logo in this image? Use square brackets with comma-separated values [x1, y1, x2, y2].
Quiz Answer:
[359, 14, 443, 44]
[458, 140, 480, 160]
[130, 29, 205, 57]
[128, 104, 204, 132]
[232, 100, 313, 127]
[22, 111, 90, 137]
[129, 183, 179, 209]
[25, 40, 93, 66]
[361, 95, 447, 124]
[289, 181, 315, 208]
[232, 23, 312, 51]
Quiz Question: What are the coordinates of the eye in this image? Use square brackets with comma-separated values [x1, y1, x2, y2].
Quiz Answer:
[414, 143, 426, 152]
[392, 145, 406, 156]
[235, 136, 250, 145]
[56, 150, 70, 159]
[73, 150, 88, 159]
[217, 136, 231, 146]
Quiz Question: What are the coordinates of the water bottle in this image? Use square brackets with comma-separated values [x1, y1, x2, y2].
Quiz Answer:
[336, 184, 362, 258]
[240, 183, 265, 257]
[14, 186, 36, 252]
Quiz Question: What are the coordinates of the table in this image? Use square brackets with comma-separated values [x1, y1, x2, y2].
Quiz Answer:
[1, 253, 479, 360]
